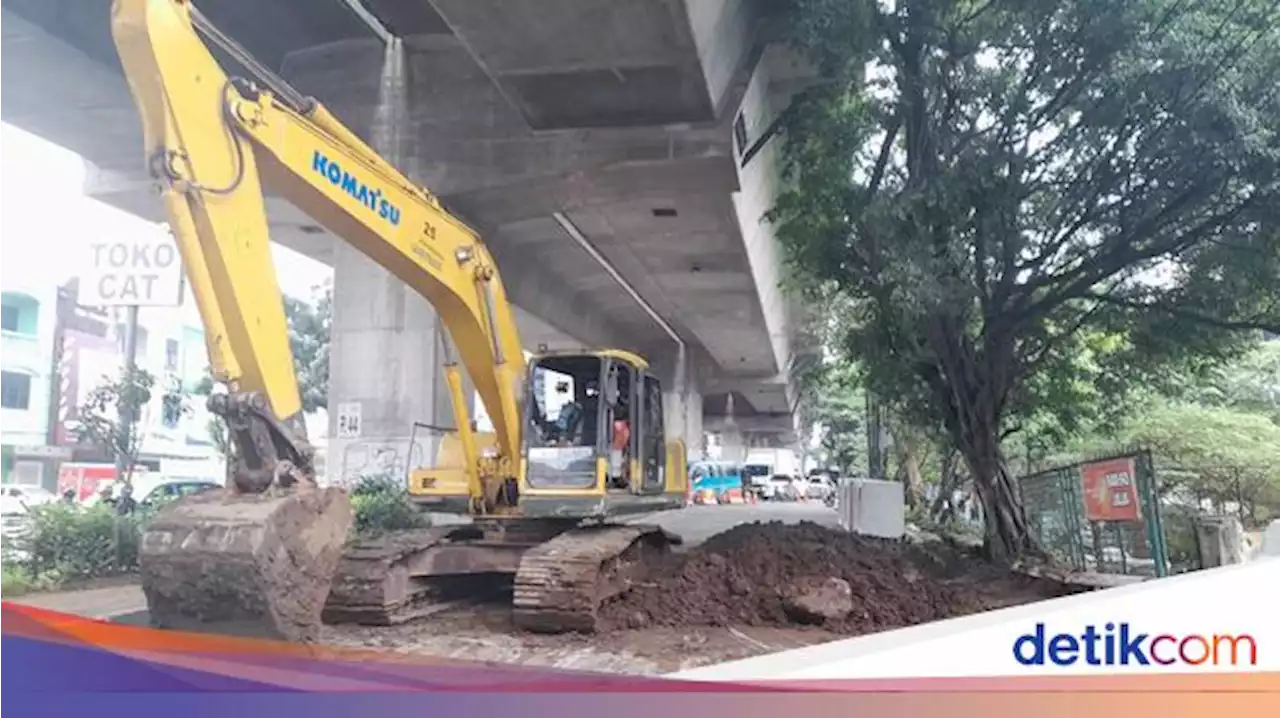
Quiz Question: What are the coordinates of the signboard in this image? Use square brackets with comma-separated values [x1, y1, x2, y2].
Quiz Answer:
[80, 236, 184, 306]
[337, 402, 363, 439]
[1080, 457, 1141, 522]
[56, 463, 153, 502]
[56, 463, 118, 502]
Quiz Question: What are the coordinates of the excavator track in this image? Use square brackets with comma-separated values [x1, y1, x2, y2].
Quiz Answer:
[512, 524, 680, 633]
[322, 528, 455, 626]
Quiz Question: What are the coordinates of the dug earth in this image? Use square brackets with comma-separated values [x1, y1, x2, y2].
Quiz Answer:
[325, 522, 1081, 674]
[596, 521, 1081, 632]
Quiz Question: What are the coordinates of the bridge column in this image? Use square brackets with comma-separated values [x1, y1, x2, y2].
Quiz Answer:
[659, 351, 704, 464]
[326, 248, 457, 485]
[325, 38, 463, 486]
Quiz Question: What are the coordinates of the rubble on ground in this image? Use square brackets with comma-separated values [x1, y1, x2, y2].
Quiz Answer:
[599, 521, 1075, 635]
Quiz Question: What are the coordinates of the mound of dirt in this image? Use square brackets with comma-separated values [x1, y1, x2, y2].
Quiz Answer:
[600, 521, 1072, 635]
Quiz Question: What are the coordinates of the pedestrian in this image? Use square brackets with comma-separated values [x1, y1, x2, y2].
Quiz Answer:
[115, 482, 138, 516]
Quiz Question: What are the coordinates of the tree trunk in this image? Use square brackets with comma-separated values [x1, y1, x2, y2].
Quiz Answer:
[930, 450, 959, 523]
[925, 318, 1037, 563]
[959, 433, 1037, 564]
[891, 428, 926, 509]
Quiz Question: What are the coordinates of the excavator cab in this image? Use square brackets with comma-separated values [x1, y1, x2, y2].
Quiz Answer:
[523, 351, 666, 499]
[409, 349, 686, 518]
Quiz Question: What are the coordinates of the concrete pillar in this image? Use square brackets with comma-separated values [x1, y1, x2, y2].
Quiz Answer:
[327, 245, 456, 485]
[718, 427, 747, 464]
[325, 38, 459, 485]
[660, 350, 704, 463]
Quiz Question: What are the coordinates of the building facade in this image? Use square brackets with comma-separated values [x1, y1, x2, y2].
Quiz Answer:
[52, 281, 221, 473]
[1, 278, 223, 490]
[1, 279, 66, 487]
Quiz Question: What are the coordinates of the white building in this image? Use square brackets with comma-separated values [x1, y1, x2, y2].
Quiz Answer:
[1, 277, 65, 487]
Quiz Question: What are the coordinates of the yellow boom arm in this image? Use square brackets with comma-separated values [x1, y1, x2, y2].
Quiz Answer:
[111, 0, 525, 498]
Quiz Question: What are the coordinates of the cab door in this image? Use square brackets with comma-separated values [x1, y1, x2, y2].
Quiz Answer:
[637, 373, 666, 493]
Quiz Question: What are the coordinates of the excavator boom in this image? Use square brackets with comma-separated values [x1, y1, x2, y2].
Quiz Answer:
[112, 0, 525, 640]
[113, 0, 689, 640]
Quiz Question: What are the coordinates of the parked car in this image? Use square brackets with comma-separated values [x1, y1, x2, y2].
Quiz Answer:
[1, 506, 31, 541]
[1, 485, 55, 510]
[86, 475, 221, 509]
[804, 473, 837, 502]
[769, 475, 802, 502]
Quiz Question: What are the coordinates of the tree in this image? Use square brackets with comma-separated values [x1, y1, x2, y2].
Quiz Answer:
[1179, 341, 1280, 423]
[772, 0, 1280, 561]
[72, 366, 155, 485]
[1118, 401, 1280, 524]
[806, 361, 868, 474]
[194, 282, 331, 415]
[192, 372, 231, 460]
[285, 282, 331, 414]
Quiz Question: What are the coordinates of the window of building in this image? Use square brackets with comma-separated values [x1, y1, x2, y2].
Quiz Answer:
[165, 338, 180, 372]
[1, 304, 17, 332]
[733, 111, 749, 157]
[10, 461, 43, 487]
[1, 293, 39, 335]
[115, 323, 150, 358]
[1, 371, 32, 410]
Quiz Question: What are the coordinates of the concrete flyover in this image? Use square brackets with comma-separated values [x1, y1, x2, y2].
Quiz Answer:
[1, 0, 818, 479]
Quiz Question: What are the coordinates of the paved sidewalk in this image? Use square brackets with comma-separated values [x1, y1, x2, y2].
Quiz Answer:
[12, 583, 146, 619]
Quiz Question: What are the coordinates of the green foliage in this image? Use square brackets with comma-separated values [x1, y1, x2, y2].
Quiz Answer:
[285, 282, 332, 414]
[192, 371, 232, 458]
[350, 473, 428, 538]
[772, 0, 1280, 559]
[1174, 342, 1280, 424]
[807, 360, 868, 474]
[73, 366, 155, 479]
[11, 503, 145, 582]
[1118, 402, 1280, 522]
[1, 563, 55, 596]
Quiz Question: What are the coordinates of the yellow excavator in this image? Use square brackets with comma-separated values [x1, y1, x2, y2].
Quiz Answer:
[113, 0, 688, 641]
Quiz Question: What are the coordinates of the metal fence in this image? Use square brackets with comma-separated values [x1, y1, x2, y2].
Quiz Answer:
[1018, 451, 1177, 578]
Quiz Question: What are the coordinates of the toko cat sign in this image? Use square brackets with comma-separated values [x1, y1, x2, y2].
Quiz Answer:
[81, 235, 184, 307]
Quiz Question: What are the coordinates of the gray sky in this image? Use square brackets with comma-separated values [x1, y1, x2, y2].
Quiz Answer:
[0, 123, 333, 306]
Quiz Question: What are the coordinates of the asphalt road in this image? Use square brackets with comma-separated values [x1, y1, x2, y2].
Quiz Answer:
[628, 502, 839, 546]
[12, 502, 840, 620]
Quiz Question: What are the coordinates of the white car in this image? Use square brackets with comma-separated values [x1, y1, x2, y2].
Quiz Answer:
[1, 485, 56, 511]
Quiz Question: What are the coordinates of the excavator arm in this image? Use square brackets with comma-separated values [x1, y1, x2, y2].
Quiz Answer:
[112, 0, 525, 501]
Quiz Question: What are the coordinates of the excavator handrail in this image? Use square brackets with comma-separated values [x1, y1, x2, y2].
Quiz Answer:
[111, 0, 525, 493]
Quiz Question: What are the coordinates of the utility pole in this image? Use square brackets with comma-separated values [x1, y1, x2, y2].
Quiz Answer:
[866, 391, 885, 478]
[45, 283, 72, 448]
[116, 304, 140, 483]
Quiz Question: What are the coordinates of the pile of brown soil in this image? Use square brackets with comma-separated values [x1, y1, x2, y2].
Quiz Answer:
[600, 521, 1072, 635]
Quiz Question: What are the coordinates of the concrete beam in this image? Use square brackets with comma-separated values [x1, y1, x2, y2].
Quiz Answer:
[704, 413, 793, 434]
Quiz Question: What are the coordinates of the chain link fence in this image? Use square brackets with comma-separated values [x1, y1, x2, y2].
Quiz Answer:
[1018, 451, 1183, 578]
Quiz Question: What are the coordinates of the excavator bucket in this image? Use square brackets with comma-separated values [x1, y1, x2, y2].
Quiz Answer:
[138, 485, 353, 642]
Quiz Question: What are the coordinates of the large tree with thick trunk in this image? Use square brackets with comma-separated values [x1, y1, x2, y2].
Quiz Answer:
[771, 0, 1280, 561]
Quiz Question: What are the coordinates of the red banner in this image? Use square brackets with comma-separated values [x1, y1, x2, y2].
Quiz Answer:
[56, 463, 118, 502]
[1080, 457, 1141, 522]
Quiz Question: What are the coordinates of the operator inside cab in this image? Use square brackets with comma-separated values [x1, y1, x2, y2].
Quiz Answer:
[551, 381, 584, 444]
[608, 365, 631, 489]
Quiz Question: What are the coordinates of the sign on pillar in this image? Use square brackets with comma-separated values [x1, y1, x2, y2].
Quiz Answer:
[81, 236, 184, 307]
[337, 402, 363, 439]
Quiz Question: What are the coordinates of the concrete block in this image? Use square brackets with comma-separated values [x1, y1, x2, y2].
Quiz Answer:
[837, 479, 905, 540]
[1195, 515, 1248, 567]
[1262, 520, 1280, 558]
